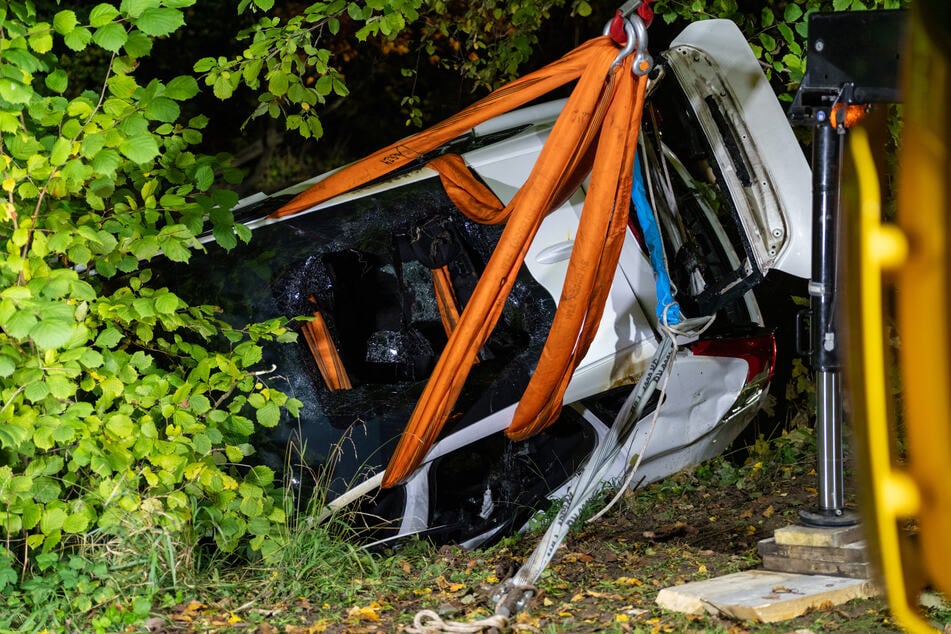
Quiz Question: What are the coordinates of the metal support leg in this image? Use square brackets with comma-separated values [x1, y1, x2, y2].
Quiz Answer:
[800, 120, 859, 527]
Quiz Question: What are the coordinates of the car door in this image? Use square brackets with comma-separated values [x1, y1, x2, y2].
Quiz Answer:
[656, 19, 812, 291]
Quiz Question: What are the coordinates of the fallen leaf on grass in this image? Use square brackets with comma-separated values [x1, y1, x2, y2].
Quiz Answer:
[561, 552, 595, 563]
[585, 589, 624, 600]
[347, 603, 382, 622]
[435, 575, 465, 593]
[256, 622, 278, 634]
[285, 622, 331, 634]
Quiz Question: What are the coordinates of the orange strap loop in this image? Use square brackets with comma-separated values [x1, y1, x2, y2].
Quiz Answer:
[427, 154, 507, 224]
[271, 36, 620, 219]
[431, 265, 462, 338]
[300, 311, 352, 391]
[380, 46, 643, 488]
[508, 68, 648, 440]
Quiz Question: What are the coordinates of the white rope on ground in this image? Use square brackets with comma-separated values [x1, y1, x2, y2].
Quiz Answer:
[404, 609, 508, 633]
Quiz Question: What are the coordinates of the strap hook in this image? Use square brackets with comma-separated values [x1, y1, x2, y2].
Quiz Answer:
[604, 14, 653, 76]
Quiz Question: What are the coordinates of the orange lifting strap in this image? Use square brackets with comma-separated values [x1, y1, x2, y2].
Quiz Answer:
[300, 309, 352, 391]
[430, 265, 463, 339]
[274, 34, 650, 488]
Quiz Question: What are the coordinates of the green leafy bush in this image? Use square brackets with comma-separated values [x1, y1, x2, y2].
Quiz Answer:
[0, 1, 301, 627]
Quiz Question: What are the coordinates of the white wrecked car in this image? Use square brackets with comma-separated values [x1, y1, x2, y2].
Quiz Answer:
[153, 19, 810, 548]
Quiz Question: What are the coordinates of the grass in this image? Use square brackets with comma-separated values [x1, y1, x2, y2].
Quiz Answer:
[9, 420, 950, 633]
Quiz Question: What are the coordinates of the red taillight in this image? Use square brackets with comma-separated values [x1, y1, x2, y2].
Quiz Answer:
[689, 333, 777, 384]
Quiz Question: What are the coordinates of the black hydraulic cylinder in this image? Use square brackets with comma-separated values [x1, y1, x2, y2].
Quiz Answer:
[810, 121, 841, 374]
[800, 119, 857, 526]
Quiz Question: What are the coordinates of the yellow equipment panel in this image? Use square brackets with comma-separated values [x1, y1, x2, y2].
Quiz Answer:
[842, 2, 950, 631]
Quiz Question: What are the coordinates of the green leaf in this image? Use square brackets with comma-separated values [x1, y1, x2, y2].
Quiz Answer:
[240, 495, 263, 517]
[124, 30, 154, 58]
[45, 69, 68, 93]
[194, 164, 214, 190]
[5, 311, 38, 339]
[93, 23, 128, 53]
[0, 78, 33, 105]
[41, 507, 68, 534]
[47, 375, 78, 399]
[50, 137, 71, 166]
[253, 0, 275, 9]
[0, 424, 30, 450]
[30, 319, 74, 350]
[267, 71, 288, 97]
[212, 225, 238, 251]
[95, 326, 123, 348]
[315, 74, 332, 97]
[255, 401, 280, 428]
[212, 75, 234, 99]
[53, 10, 79, 35]
[154, 292, 179, 314]
[247, 465, 273, 486]
[193, 57, 215, 73]
[784, 4, 803, 22]
[63, 26, 93, 51]
[119, 134, 160, 164]
[833, 0, 850, 9]
[225, 445, 243, 462]
[108, 74, 139, 98]
[165, 75, 199, 100]
[89, 4, 120, 27]
[63, 513, 90, 534]
[122, 0, 161, 18]
[0, 355, 15, 377]
[777, 23, 795, 47]
[106, 413, 134, 439]
[135, 7, 185, 37]
[91, 149, 122, 176]
[28, 29, 54, 54]
[161, 239, 191, 263]
[145, 96, 180, 122]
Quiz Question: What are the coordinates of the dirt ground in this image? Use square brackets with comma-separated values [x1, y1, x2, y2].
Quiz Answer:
[364, 464, 897, 634]
[152, 437, 945, 634]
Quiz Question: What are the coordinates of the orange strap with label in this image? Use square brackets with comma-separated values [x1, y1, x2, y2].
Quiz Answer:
[271, 37, 620, 219]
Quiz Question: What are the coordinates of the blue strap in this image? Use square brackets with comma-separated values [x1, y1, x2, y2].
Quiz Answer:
[631, 151, 681, 326]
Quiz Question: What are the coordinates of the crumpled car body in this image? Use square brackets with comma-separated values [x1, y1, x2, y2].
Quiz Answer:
[152, 19, 811, 549]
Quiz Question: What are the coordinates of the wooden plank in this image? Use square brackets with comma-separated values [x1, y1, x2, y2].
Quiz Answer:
[761, 555, 874, 579]
[773, 524, 865, 548]
[757, 537, 869, 563]
[655, 570, 879, 623]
